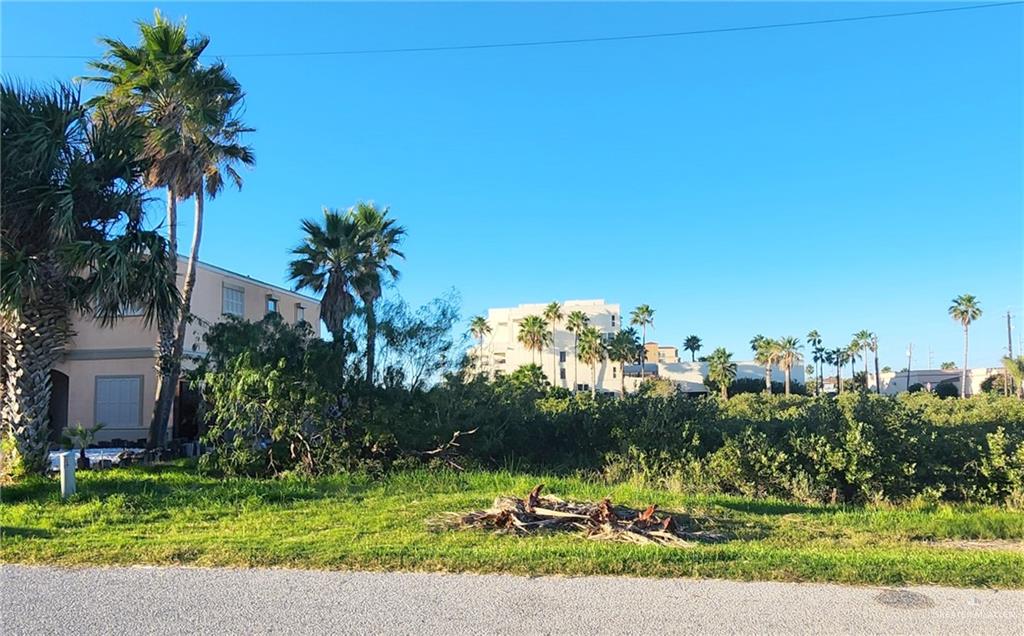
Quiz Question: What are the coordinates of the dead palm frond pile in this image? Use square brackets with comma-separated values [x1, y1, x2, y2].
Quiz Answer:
[440, 484, 727, 547]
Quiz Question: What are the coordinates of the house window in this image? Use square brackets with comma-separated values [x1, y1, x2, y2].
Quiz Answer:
[560, 368, 566, 380]
[266, 295, 279, 315]
[611, 314, 616, 327]
[559, 351, 567, 363]
[95, 376, 142, 429]
[295, 304, 305, 323]
[222, 285, 244, 316]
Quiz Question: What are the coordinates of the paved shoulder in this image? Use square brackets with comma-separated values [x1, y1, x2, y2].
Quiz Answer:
[2, 565, 1021, 635]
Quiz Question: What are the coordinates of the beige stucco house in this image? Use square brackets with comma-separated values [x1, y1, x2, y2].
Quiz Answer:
[50, 257, 320, 444]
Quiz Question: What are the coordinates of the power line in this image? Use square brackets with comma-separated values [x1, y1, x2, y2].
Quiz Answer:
[5, 1, 1021, 60]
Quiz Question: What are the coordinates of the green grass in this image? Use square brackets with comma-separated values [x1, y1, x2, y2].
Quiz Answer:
[2, 463, 1022, 588]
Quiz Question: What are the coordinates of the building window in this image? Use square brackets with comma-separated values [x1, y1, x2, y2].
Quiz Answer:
[611, 314, 616, 327]
[266, 295, 279, 315]
[295, 304, 305, 323]
[222, 285, 244, 316]
[560, 368, 566, 380]
[95, 376, 142, 429]
[559, 351, 567, 363]
[612, 367, 617, 378]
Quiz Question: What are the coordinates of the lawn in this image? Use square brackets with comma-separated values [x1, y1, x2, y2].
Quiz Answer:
[2, 463, 1022, 588]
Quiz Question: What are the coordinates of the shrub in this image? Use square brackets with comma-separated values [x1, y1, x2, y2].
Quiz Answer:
[933, 381, 959, 399]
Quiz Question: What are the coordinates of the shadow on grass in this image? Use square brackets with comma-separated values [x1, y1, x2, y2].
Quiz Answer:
[715, 499, 834, 516]
[2, 526, 54, 539]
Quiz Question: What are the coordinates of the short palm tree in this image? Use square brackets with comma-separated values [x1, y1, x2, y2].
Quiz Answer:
[776, 336, 803, 395]
[289, 209, 367, 358]
[630, 305, 655, 378]
[85, 11, 255, 447]
[1002, 356, 1024, 398]
[683, 335, 702, 362]
[806, 330, 823, 395]
[949, 294, 982, 398]
[706, 348, 737, 400]
[751, 335, 779, 393]
[469, 316, 491, 377]
[350, 202, 405, 384]
[576, 325, 606, 397]
[1, 82, 179, 474]
[542, 301, 563, 386]
[607, 328, 640, 395]
[565, 310, 589, 391]
[517, 315, 550, 365]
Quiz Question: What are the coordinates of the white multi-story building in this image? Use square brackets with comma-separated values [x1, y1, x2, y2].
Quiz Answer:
[473, 300, 622, 393]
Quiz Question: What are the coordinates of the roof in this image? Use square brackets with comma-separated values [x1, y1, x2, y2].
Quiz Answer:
[186, 257, 320, 304]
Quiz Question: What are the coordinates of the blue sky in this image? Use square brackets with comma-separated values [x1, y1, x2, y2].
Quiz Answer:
[3, 2, 1022, 369]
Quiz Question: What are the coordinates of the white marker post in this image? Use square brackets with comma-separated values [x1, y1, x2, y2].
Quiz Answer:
[59, 451, 76, 499]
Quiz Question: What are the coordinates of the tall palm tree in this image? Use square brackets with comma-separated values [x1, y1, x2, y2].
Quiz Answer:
[542, 301, 563, 386]
[826, 347, 846, 393]
[806, 330, 824, 395]
[706, 348, 737, 400]
[565, 310, 589, 391]
[576, 326, 605, 397]
[469, 316, 491, 377]
[1, 82, 179, 474]
[517, 315, 550, 365]
[776, 336, 804, 395]
[288, 209, 366, 355]
[751, 335, 779, 393]
[949, 294, 982, 398]
[869, 334, 881, 393]
[846, 339, 862, 390]
[608, 328, 640, 395]
[630, 305, 655, 379]
[684, 335, 702, 362]
[350, 202, 405, 384]
[86, 11, 255, 447]
[853, 330, 873, 388]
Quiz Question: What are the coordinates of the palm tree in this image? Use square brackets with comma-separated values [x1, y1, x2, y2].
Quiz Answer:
[542, 301, 564, 386]
[1002, 356, 1024, 398]
[350, 202, 405, 384]
[607, 328, 640, 395]
[288, 209, 366, 355]
[517, 315, 550, 365]
[576, 326, 605, 397]
[776, 336, 803, 395]
[846, 339, 862, 390]
[630, 305, 655, 379]
[706, 348, 737, 400]
[806, 330, 824, 395]
[565, 310, 589, 391]
[1, 82, 179, 474]
[469, 316, 491, 377]
[86, 11, 255, 447]
[826, 347, 846, 393]
[683, 335, 702, 362]
[869, 334, 881, 393]
[853, 330, 873, 387]
[751, 335, 779, 393]
[949, 294, 982, 398]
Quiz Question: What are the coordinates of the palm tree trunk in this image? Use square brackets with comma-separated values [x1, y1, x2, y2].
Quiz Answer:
[149, 187, 178, 448]
[620, 362, 626, 396]
[551, 333, 558, 388]
[591, 364, 597, 398]
[153, 186, 204, 447]
[573, 335, 579, 391]
[364, 298, 377, 384]
[874, 353, 881, 394]
[961, 325, 969, 398]
[863, 351, 869, 388]
[721, 382, 728, 400]
[765, 365, 772, 393]
[640, 326, 646, 379]
[1, 284, 69, 475]
[837, 362, 843, 394]
[784, 366, 791, 395]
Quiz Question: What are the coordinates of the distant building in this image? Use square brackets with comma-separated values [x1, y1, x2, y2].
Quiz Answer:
[625, 360, 805, 394]
[872, 368, 1003, 396]
[472, 300, 621, 393]
[644, 342, 680, 364]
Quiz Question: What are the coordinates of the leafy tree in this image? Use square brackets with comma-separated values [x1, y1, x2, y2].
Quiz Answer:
[940, 361, 957, 370]
[949, 294, 982, 398]
[542, 301, 563, 386]
[683, 335, 702, 361]
[576, 325, 606, 397]
[469, 316, 491, 377]
[350, 202, 405, 384]
[517, 315, 550, 365]
[1, 82, 178, 474]
[565, 310, 588, 390]
[86, 11, 255, 447]
[630, 305, 655, 378]
[934, 380, 960, 399]
[882, 366, 893, 373]
[706, 347, 737, 400]
[375, 292, 461, 391]
[776, 336, 804, 395]
[607, 328, 640, 395]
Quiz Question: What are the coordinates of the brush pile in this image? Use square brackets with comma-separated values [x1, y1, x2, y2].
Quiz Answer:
[442, 484, 727, 547]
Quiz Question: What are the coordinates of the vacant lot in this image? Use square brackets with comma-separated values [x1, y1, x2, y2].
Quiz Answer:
[2, 465, 1022, 588]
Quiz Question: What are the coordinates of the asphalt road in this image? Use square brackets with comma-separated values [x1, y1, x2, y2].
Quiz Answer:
[2, 565, 1021, 635]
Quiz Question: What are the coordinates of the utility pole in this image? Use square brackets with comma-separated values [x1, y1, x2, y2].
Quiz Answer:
[906, 343, 913, 393]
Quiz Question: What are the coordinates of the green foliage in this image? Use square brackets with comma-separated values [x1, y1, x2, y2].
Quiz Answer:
[933, 380, 960, 399]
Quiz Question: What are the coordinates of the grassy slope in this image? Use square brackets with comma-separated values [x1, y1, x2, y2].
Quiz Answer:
[2, 464, 1022, 588]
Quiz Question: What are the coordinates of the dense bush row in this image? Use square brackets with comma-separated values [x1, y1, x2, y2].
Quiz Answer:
[195, 316, 1024, 506]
